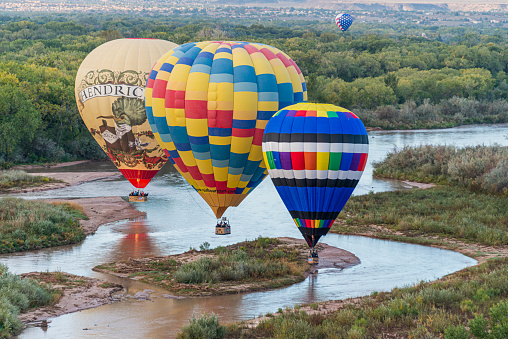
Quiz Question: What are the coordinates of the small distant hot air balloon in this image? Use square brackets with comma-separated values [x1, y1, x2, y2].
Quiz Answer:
[262, 103, 368, 261]
[145, 41, 307, 228]
[335, 13, 354, 32]
[75, 38, 178, 193]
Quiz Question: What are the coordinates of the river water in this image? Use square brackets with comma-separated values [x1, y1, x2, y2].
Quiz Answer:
[4, 123, 507, 338]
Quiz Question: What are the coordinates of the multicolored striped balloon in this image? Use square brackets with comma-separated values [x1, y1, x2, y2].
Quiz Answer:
[262, 103, 368, 247]
[145, 41, 307, 218]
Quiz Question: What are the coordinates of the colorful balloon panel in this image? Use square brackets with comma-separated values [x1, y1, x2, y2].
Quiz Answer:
[262, 103, 368, 247]
[145, 41, 307, 218]
[335, 13, 354, 32]
[75, 38, 178, 188]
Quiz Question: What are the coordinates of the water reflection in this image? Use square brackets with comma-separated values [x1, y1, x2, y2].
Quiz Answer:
[115, 217, 159, 260]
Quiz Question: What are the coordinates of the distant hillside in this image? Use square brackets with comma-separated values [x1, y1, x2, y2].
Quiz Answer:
[214, 0, 508, 12]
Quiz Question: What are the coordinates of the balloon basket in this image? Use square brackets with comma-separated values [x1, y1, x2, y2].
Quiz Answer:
[215, 217, 231, 235]
[215, 226, 231, 235]
[308, 256, 319, 265]
[308, 248, 319, 265]
[129, 196, 147, 202]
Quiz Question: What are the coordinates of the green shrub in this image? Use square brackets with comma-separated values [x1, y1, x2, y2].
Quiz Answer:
[0, 264, 56, 338]
[177, 313, 226, 339]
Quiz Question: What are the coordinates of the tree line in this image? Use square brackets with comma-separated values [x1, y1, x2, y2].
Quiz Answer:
[0, 13, 507, 165]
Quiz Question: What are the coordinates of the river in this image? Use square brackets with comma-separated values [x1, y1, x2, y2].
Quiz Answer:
[4, 123, 507, 338]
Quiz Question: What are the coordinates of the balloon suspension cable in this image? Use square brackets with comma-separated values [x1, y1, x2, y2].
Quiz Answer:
[183, 183, 216, 219]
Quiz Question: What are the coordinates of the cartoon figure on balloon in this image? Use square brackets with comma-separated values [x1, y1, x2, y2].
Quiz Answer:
[88, 97, 165, 169]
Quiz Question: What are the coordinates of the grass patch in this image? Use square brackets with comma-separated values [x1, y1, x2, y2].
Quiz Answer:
[0, 264, 58, 338]
[333, 187, 508, 246]
[0, 197, 86, 253]
[0, 170, 59, 191]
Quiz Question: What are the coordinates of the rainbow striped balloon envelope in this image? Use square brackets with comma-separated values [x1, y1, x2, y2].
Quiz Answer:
[145, 41, 307, 218]
[262, 103, 368, 247]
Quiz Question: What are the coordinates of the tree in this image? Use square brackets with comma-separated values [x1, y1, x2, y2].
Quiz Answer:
[0, 85, 41, 159]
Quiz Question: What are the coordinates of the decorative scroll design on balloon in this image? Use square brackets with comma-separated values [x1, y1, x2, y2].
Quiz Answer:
[79, 69, 147, 93]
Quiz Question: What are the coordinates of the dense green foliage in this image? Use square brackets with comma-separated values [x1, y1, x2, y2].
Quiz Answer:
[373, 145, 508, 194]
[0, 197, 86, 253]
[229, 258, 508, 338]
[0, 170, 57, 190]
[335, 187, 508, 246]
[0, 264, 57, 338]
[0, 14, 508, 163]
[178, 313, 227, 339]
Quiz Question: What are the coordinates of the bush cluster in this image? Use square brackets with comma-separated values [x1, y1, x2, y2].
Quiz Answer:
[356, 97, 508, 129]
[177, 313, 226, 339]
[0, 264, 57, 338]
[174, 249, 291, 284]
[0, 197, 86, 253]
[374, 145, 508, 194]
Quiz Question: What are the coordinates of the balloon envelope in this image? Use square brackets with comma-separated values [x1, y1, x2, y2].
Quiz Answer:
[335, 13, 354, 31]
[75, 38, 178, 188]
[262, 103, 368, 247]
[145, 41, 307, 218]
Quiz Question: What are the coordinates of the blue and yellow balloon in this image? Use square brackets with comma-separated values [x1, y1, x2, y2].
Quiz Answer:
[145, 41, 307, 218]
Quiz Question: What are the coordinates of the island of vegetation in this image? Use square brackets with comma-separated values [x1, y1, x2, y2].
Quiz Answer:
[93, 237, 360, 297]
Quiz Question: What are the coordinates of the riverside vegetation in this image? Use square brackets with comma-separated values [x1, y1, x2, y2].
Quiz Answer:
[0, 170, 59, 192]
[0, 197, 87, 253]
[178, 145, 508, 338]
[0, 264, 60, 338]
[94, 237, 310, 296]
[1, 13, 508, 165]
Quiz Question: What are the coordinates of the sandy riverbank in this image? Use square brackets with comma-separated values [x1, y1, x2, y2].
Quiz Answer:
[47, 196, 146, 235]
[8, 171, 121, 194]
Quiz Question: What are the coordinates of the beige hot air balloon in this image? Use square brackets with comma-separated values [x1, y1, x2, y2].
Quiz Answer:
[75, 38, 178, 189]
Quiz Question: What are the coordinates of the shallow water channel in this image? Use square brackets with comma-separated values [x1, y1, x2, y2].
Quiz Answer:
[4, 123, 507, 338]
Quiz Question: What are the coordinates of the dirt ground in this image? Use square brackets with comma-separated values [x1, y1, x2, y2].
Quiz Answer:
[19, 272, 123, 326]
[47, 196, 146, 235]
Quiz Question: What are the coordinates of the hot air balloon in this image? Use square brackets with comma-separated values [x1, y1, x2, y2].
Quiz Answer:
[335, 13, 354, 32]
[262, 103, 368, 261]
[145, 41, 307, 227]
[75, 38, 178, 195]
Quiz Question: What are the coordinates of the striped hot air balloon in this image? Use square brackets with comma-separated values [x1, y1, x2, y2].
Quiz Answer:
[262, 103, 368, 248]
[75, 38, 178, 189]
[145, 41, 307, 218]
